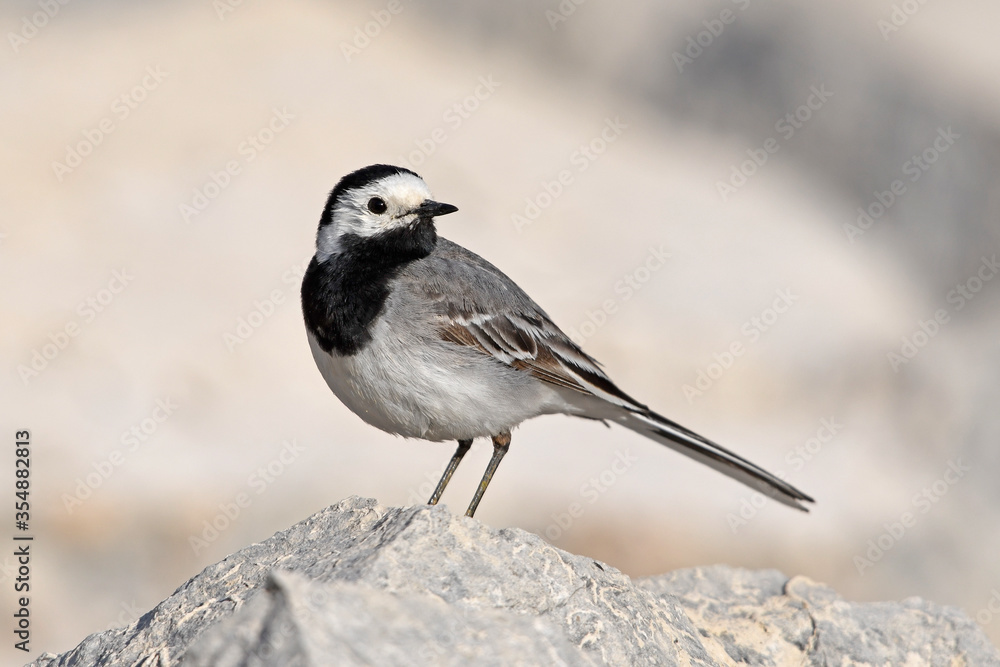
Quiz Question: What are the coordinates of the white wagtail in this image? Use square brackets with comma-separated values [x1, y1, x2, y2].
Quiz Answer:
[301, 164, 814, 518]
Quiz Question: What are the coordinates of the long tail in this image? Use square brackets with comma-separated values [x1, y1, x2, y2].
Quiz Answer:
[621, 409, 814, 511]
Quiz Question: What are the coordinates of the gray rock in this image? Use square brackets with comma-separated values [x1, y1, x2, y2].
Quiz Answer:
[641, 568, 999, 666]
[186, 571, 592, 666]
[28, 497, 999, 666]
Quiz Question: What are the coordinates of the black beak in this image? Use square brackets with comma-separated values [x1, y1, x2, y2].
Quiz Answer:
[413, 200, 458, 218]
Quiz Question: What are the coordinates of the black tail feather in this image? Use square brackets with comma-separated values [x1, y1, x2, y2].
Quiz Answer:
[622, 409, 814, 511]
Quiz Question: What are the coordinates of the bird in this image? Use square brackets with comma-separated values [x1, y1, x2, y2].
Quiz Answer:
[301, 164, 814, 518]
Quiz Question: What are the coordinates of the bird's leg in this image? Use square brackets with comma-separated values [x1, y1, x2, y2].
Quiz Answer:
[465, 431, 511, 518]
[427, 439, 472, 506]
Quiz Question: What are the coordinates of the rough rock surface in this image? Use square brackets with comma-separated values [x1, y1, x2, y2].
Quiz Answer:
[29, 497, 999, 666]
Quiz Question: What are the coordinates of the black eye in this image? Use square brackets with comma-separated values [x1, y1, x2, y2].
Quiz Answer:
[367, 197, 387, 214]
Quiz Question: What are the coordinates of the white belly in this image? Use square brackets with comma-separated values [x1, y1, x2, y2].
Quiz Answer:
[307, 329, 566, 442]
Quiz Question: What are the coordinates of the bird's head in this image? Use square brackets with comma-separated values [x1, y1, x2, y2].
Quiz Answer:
[315, 164, 458, 262]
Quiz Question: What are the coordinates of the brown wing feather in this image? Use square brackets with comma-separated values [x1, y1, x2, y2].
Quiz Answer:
[439, 313, 645, 409]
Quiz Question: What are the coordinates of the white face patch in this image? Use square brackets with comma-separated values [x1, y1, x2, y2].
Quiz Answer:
[317, 173, 434, 262]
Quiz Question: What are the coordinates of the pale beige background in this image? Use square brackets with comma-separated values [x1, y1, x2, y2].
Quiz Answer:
[2, 0, 999, 661]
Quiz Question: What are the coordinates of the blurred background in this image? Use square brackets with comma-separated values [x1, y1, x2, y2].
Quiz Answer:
[2, 0, 999, 660]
